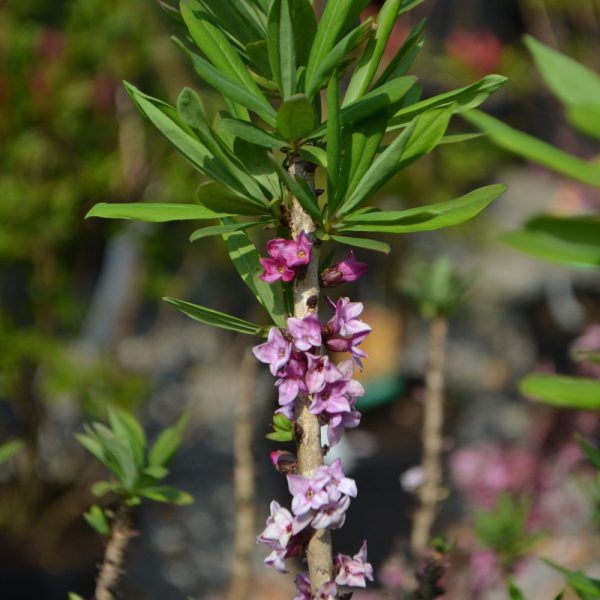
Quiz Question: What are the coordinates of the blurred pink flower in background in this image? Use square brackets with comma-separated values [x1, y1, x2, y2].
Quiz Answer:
[446, 29, 504, 76]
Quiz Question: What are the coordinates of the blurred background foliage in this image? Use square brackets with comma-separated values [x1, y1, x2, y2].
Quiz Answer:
[0, 0, 599, 598]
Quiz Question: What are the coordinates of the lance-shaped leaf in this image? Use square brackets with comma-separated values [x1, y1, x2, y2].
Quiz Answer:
[339, 184, 506, 233]
[124, 83, 250, 192]
[272, 159, 323, 224]
[190, 221, 261, 241]
[543, 560, 600, 598]
[375, 18, 426, 87]
[338, 105, 453, 216]
[326, 74, 342, 206]
[177, 87, 267, 200]
[149, 414, 187, 469]
[463, 110, 600, 187]
[197, 0, 266, 47]
[576, 435, 600, 471]
[180, 0, 268, 104]
[567, 103, 600, 140]
[500, 215, 600, 270]
[388, 75, 507, 129]
[305, 18, 374, 99]
[291, 0, 316, 68]
[224, 226, 287, 328]
[108, 408, 147, 470]
[330, 234, 391, 254]
[524, 36, 600, 110]
[520, 375, 600, 411]
[164, 297, 265, 335]
[196, 182, 272, 217]
[216, 117, 285, 149]
[84, 505, 111, 537]
[138, 486, 194, 505]
[267, 0, 296, 98]
[299, 145, 327, 168]
[276, 94, 316, 142]
[174, 39, 277, 126]
[344, 0, 407, 105]
[86, 203, 232, 222]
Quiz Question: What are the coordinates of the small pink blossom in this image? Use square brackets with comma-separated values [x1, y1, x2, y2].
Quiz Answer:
[259, 233, 312, 283]
[252, 328, 291, 376]
[335, 541, 374, 588]
[288, 314, 322, 351]
[322, 251, 368, 288]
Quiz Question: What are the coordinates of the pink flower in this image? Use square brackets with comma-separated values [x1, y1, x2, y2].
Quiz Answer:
[315, 581, 338, 599]
[252, 328, 291, 376]
[259, 233, 312, 283]
[282, 231, 312, 267]
[294, 572, 312, 600]
[287, 470, 331, 515]
[335, 541, 374, 588]
[288, 314, 322, 351]
[321, 251, 368, 288]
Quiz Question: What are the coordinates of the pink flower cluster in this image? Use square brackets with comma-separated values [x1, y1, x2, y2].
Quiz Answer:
[259, 232, 312, 283]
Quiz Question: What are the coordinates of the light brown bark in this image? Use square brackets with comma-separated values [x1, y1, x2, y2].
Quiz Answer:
[289, 159, 333, 593]
[411, 317, 448, 556]
[95, 505, 135, 600]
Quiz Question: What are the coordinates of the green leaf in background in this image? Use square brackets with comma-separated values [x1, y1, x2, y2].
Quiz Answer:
[215, 118, 285, 149]
[500, 215, 600, 270]
[276, 94, 316, 142]
[175, 40, 277, 126]
[344, 0, 407, 105]
[138, 486, 194, 505]
[543, 560, 600, 600]
[196, 182, 271, 217]
[0, 439, 24, 465]
[180, 0, 268, 103]
[330, 234, 391, 254]
[566, 103, 600, 140]
[575, 435, 600, 471]
[92, 424, 138, 491]
[508, 578, 527, 600]
[519, 375, 600, 410]
[107, 408, 147, 470]
[86, 203, 231, 222]
[340, 184, 506, 233]
[148, 415, 187, 469]
[68, 593, 86, 600]
[388, 75, 507, 128]
[463, 110, 600, 188]
[267, 0, 296, 98]
[83, 505, 111, 537]
[224, 227, 287, 328]
[190, 221, 261, 242]
[438, 132, 485, 145]
[91, 481, 121, 497]
[163, 297, 265, 335]
[524, 36, 600, 110]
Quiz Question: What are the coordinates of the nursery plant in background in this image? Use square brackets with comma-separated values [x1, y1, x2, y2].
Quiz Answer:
[87, 0, 507, 595]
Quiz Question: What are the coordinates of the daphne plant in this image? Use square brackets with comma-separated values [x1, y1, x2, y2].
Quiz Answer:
[86, 0, 507, 595]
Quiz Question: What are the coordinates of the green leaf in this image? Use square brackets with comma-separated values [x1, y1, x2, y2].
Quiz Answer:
[305, 0, 356, 95]
[388, 75, 507, 128]
[266, 430, 294, 442]
[164, 297, 264, 335]
[338, 106, 453, 215]
[91, 480, 121, 497]
[107, 408, 147, 470]
[463, 110, 600, 188]
[543, 559, 600, 599]
[138, 485, 194, 505]
[575, 435, 600, 471]
[567, 103, 600, 140]
[298, 145, 328, 168]
[268, 0, 296, 97]
[68, 593, 86, 600]
[92, 423, 139, 491]
[272, 159, 323, 224]
[305, 18, 374, 99]
[344, 0, 407, 105]
[326, 73, 342, 205]
[224, 227, 287, 328]
[148, 415, 187, 469]
[84, 505, 111, 537]
[196, 182, 271, 217]
[520, 375, 600, 410]
[143, 465, 170, 479]
[0, 439, 24, 465]
[215, 117, 284, 149]
[375, 18, 426, 86]
[438, 132, 485, 145]
[190, 221, 260, 241]
[174, 39, 277, 126]
[197, 0, 266, 46]
[508, 578, 527, 600]
[330, 234, 391, 254]
[76, 430, 105, 465]
[276, 94, 316, 141]
[273, 413, 293, 431]
[180, 0, 268, 103]
[524, 36, 600, 110]
[291, 0, 316, 68]
[340, 184, 506, 233]
[86, 202, 231, 222]
[500, 215, 600, 270]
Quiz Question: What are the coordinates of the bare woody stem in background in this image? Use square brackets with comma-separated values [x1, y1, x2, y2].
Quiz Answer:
[411, 317, 449, 556]
[95, 504, 135, 600]
[227, 350, 257, 600]
[289, 158, 333, 593]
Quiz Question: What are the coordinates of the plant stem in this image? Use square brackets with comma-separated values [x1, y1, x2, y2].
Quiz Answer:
[95, 504, 135, 600]
[288, 158, 333, 593]
[411, 316, 448, 556]
[228, 349, 257, 600]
